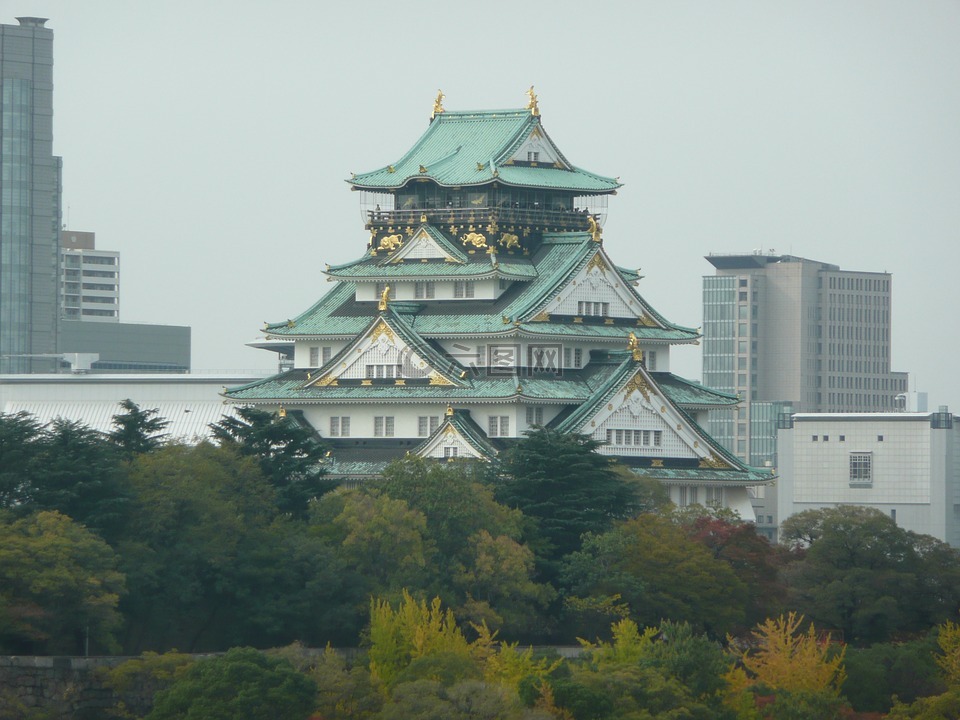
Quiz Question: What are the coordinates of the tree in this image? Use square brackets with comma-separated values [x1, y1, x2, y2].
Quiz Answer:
[724, 612, 847, 719]
[109, 398, 169, 457]
[681, 512, 786, 629]
[29, 418, 130, 540]
[496, 428, 640, 568]
[781, 506, 960, 644]
[146, 647, 317, 720]
[381, 457, 554, 637]
[211, 406, 334, 517]
[0, 511, 125, 654]
[0, 411, 45, 510]
[119, 443, 287, 651]
[561, 515, 748, 639]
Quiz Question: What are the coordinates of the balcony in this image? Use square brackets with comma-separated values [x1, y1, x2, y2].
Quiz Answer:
[366, 206, 599, 233]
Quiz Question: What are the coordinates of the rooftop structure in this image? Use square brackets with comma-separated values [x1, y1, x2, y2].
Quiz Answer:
[228, 91, 771, 515]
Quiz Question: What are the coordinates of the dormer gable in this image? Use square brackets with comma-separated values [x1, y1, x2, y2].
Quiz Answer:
[382, 225, 467, 265]
[525, 247, 666, 326]
[557, 357, 741, 470]
[305, 313, 465, 388]
[415, 409, 499, 461]
[502, 124, 570, 169]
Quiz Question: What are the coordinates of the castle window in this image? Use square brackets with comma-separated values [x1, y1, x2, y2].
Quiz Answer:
[577, 301, 609, 317]
[488, 416, 510, 437]
[418, 415, 440, 437]
[374, 416, 395, 437]
[322, 346, 332, 364]
[330, 417, 350, 437]
[366, 364, 403, 379]
[564, 347, 583, 369]
[454, 281, 475, 298]
[375, 282, 395, 299]
[527, 151, 539, 162]
[415, 281, 435, 299]
[309, 346, 319, 366]
[526, 407, 544, 425]
[443, 446, 459, 458]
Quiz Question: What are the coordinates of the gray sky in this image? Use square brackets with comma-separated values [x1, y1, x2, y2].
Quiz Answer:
[12, 1, 960, 408]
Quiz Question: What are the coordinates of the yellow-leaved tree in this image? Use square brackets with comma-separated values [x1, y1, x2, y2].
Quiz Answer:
[725, 612, 846, 709]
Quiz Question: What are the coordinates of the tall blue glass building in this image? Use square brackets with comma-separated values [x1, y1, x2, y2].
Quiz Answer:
[0, 17, 60, 373]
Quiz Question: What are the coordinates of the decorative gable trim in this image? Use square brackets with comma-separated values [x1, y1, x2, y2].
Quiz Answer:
[304, 315, 462, 389]
[529, 247, 666, 326]
[382, 226, 466, 265]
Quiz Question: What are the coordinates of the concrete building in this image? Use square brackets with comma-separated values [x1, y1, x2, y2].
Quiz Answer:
[777, 409, 960, 547]
[0, 17, 62, 374]
[59, 320, 190, 373]
[61, 230, 119, 322]
[702, 253, 909, 537]
[226, 94, 772, 514]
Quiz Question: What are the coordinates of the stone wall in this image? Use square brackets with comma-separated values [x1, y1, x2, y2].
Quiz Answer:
[0, 655, 127, 719]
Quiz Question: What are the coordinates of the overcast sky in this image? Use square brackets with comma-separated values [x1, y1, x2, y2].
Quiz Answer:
[11, 1, 960, 408]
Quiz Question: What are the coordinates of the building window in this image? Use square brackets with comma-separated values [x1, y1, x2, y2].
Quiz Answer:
[322, 346, 332, 364]
[823, 435, 829, 442]
[415, 281, 435, 299]
[605, 429, 662, 446]
[418, 415, 440, 437]
[443, 446, 459, 458]
[645, 351, 657, 371]
[366, 364, 403, 379]
[577, 301, 609, 317]
[527, 151, 539, 162]
[454, 281, 475, 298]
[330, 417, 350, 437]
[374, 282, 395, 299]
[839, 435, 845, 442]
[488, 416, 510, 437]
[309, 346, 320, 366]
[563, 347, 584, 369]
[849, 452, 872, 486]
[526, 406, 544, 425]
[877, 435, 884, 441]
[374, 416, 395, 437]
[812, 435, 818, 441]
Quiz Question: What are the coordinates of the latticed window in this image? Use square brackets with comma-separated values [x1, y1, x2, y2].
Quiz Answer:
[309, 346, 319, 366]
[488, 416, 510, 437]
[415, 282, 435, 299]
[443, 446, 459, 458]
[365, 364, 403, 379]
[454, 281, 475, 298]
[374, 416, 395, 437]
[330, 417, 350, 437]
[526, 407, 544, 425]
[577, 301, 609, 317]
[418, 415, 440, 437]
[849, 452, 873, 486]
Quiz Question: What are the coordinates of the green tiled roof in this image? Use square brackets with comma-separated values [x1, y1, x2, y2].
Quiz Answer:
[326, 253, 538, 281]
[264, 233, 697, 343]
[413, 410, 502, 460]
[650, 373, 738, 407]
[350, 110, 620, 194]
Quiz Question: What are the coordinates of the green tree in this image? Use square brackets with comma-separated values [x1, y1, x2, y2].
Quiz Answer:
[29, 418, 130, 540]
[381, 457, 554, 637]
[119, 443, 286, 651]
[681, 512, 785, 629]
[844, 633, 942, 713]
[0, 511, 125, 654]
[496, 428, 640, 567]
[561, 515, 748, 638]
[109, 398, 170, 458]
[0, 411, 45, 510]
[781, 506, 960, 644]
[211, 406, 334, 517]
[146, 647, 317, 720]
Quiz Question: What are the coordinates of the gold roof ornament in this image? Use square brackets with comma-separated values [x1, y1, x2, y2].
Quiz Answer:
[432, 89, 445, 119]
[378, 285, 391, 311]
[628, 332, 644, 362]
[526, 85, 540, 117]
[446, 404, 454, 416]
[278, 405, 287, 418]
[587, 215, 602, 243]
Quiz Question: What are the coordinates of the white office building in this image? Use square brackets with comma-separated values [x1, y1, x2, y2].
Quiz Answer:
[776, 408, 960, 547]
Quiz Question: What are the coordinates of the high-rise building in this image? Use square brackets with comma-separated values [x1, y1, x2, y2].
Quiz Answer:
[226, 93, 771, 515]
[702, 252, 908, 536]
[0, 17, 61, 373]
[61, 230, 120, 322]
